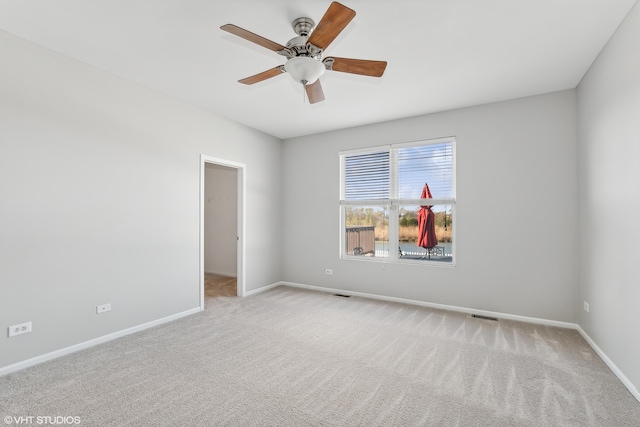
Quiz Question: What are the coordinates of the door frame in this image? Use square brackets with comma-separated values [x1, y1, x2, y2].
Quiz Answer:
[200, 155, 246, 309]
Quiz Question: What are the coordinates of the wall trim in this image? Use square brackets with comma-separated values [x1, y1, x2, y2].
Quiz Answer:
[280, 281, 576, 328]
[243, 282, 281, 297]
[204, 270, 238, 278]
[576, 326, 640, 403]
[0, 307, 201, 378]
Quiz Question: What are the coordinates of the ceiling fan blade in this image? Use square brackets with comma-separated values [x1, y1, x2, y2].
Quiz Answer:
[238, 66, 285, 85]
[305, 80, 325, 104]
[324, 57, 387, 77]
[307, 2, 356, 51]
[221, 24, 287, 54]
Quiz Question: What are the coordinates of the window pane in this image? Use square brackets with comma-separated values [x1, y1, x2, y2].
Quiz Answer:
[397, 142, 453, 199]
[344, 206, 389, 258]
[343, 150, 390, 200]
[398, 205, 453, 262]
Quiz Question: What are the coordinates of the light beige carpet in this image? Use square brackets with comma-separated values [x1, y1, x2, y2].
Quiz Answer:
[1, 285, 639, 426]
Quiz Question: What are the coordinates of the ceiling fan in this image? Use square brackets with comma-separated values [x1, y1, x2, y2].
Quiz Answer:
[221, 1, 387, 104]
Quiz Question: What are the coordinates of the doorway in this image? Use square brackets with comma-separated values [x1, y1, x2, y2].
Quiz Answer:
[200, 155, 246, 310]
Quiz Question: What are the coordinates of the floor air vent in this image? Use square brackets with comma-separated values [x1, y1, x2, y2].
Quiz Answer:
[471, 314, 498, 321]
[334, 294, 351, 298]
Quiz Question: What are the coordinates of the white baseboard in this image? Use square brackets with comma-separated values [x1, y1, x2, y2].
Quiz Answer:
[0, 307, 201, 377]
[280, 281, 576, 329]
[204, 270, 237, 278]
[242, 281, 281, 297]
[280, 281, 640, 403]
[576, 326, 640, 402]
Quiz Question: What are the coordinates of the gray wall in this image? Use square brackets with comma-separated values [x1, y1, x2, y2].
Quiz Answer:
[0, 30, 282, 368]
[204, 164, 238, 277]
[282, 90, 578, 322]
[577, 2, 640, 393]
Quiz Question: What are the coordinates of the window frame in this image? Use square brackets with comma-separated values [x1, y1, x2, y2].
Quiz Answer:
[339, 136, 456, 266]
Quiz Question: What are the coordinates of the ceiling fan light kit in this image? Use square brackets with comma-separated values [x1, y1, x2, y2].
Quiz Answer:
[284, 56, 325, 85]
[221, 1, 387, 104]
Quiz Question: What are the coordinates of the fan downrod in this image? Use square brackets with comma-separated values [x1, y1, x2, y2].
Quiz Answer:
[292, 17, 314, 36]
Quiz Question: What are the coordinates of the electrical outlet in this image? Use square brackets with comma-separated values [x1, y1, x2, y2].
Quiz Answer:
[96, 303, 112, 314]
[325, 269, 333, 275]
[584, 301, 589, 312]
[8, 321, 32, 337]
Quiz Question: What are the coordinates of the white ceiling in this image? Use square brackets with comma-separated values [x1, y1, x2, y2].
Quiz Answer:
[0, 0, 636, 139]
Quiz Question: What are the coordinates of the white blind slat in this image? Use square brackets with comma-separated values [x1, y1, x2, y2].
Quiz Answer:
[342, 150, 390, 200]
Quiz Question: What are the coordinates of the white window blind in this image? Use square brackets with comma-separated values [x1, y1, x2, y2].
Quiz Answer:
[341, 140, 454, 202]
[342, 150, 390, 200]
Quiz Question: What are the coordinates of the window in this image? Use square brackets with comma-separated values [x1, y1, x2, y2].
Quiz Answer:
[340, 137, 455, 264]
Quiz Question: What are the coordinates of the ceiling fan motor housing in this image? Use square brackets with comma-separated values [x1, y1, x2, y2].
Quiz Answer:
[286, 17, 323, 60]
